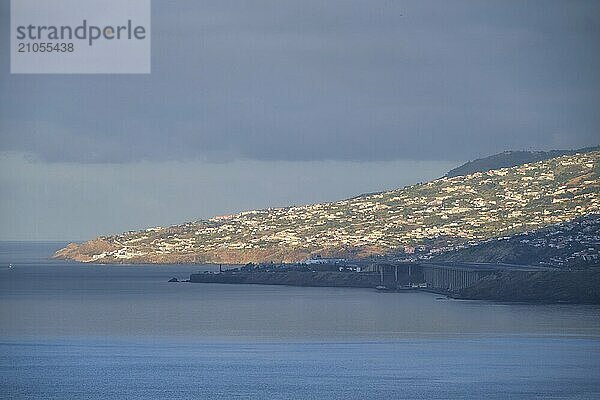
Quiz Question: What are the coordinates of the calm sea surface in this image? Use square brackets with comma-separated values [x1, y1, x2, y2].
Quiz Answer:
[1, 242, 599, 399]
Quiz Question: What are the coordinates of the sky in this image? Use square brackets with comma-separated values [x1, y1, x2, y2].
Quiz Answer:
[0, 0, 599, 241]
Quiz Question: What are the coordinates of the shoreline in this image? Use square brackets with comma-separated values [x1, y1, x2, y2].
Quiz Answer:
[187, 268, 600, 305]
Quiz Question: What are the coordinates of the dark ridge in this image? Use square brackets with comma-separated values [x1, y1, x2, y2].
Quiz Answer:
[445, 146, 599, 178]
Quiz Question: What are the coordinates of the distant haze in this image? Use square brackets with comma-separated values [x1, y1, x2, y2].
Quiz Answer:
[0, 0, 598, 240]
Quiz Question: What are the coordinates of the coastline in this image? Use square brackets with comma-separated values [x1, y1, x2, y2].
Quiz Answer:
[187, 268, 600, 305]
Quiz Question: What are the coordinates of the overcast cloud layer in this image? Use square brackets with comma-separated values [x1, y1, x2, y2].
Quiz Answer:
[0, 1, 599, 240]
[1, 0, 598, 164]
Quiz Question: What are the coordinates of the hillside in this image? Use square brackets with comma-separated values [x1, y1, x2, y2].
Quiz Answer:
[445, 146, 598, 178]
[54, 150, 600, 264]
[432, 214, 599, 267]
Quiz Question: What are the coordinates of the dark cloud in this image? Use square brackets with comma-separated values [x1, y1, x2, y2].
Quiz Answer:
[1, 0, 599, 163]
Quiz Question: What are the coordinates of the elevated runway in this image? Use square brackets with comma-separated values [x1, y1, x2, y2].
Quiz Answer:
[370, 261, 554, 292]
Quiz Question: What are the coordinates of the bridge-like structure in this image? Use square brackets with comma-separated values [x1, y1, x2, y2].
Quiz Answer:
[368, 261, 553, 292]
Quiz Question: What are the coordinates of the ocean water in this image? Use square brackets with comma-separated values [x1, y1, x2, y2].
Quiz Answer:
[1, 242, 599, 399]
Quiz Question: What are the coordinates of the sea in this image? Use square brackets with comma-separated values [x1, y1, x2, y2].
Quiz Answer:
[0, 241, 599, 399]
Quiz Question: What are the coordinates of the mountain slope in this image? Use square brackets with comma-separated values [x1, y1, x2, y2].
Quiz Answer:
[54, 150, 600, 264]
[432, 214, 599, 267]
[445, 146, 598, 178]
